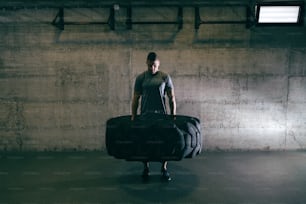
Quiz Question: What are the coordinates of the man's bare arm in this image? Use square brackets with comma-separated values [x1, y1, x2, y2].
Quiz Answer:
[167, 89, 176, 116]
[131, 92, 141, 120]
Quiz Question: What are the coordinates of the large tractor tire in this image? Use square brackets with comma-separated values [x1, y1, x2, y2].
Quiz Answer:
[105, 114, 202, 162]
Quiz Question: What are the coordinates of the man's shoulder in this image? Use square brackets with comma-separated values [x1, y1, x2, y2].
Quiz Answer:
[136, 71, 147, 80]
[158, 71, 171, 79]
[158, 71, 168, 76]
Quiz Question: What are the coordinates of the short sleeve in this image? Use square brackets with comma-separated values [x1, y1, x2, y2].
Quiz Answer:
[134, 72, 145, 94]
[165, 74, 174, 91]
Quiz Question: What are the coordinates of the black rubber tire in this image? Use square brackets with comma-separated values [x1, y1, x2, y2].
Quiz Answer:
[105, 114, 202, 161]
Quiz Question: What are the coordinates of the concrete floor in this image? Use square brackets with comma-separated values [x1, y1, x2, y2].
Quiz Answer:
[1, 151, 306, 204]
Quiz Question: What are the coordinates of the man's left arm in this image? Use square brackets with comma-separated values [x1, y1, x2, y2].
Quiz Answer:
[167, 89, 176, 116]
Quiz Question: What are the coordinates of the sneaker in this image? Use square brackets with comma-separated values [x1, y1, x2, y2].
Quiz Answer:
[142, 167, 150, 180]
[161, 169, 171, 181]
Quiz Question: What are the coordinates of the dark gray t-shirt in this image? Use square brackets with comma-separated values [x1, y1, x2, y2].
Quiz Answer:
[134, 70, 174, 115]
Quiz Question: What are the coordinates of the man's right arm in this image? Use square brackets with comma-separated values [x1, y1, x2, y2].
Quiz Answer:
[131, 92, 141, 121]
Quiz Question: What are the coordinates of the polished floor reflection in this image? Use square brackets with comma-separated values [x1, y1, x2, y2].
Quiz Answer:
[1, 151, 306, 204]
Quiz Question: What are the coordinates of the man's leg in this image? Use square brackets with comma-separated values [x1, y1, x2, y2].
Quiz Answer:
[142, 161, 150, 179]
[161, 161, 171, 181]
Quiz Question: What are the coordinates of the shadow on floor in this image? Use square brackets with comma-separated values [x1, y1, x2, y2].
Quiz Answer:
[117, 163, 199, 203]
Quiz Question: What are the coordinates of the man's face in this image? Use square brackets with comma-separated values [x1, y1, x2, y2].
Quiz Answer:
[147, 59, 160, 75]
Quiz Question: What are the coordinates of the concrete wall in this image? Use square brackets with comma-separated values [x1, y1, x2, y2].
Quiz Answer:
[0, 1, 306, 151]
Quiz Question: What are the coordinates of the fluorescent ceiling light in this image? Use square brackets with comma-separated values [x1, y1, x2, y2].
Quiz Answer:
[258, 6, 300, 23]
[256, 2, 304, 25]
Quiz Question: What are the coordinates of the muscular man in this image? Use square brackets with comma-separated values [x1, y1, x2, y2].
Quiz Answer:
[131, 52, 176, 181]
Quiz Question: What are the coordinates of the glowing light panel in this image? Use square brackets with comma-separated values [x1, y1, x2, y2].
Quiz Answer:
[258, 6, 300, 23]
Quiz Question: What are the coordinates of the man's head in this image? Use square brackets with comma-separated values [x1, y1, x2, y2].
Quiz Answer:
[146, 52, 160, 75]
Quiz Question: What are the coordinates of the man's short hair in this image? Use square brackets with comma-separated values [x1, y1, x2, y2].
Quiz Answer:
[147, 52, 158, 61]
